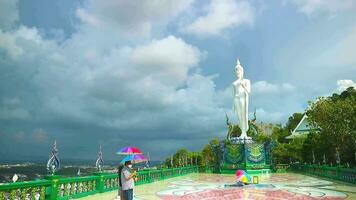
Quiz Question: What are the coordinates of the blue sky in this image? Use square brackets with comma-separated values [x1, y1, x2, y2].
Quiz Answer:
[0, 0, 355, 161]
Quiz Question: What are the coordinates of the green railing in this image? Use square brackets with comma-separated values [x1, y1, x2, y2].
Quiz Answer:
[0, 166, 200, 200]
[0, 179, 49, 200]
[289, 164, 356, 184]
[274, 164, 289, 173]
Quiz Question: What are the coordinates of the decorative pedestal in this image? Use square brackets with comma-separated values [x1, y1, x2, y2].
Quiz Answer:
[215, 139, 271, 174]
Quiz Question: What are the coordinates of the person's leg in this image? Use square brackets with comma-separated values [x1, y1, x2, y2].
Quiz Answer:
[127, 189, 133, 200]
[123, 190, 128, 200]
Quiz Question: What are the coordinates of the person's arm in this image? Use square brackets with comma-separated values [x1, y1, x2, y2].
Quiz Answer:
[123, 170, 136, 181]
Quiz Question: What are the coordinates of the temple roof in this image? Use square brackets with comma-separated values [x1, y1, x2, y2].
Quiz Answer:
[286, 114, 319, 139]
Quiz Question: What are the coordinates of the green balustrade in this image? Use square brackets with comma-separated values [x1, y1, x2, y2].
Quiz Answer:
[57, 175, 99, 199]
[0, 166, 200, 200]
[0, 179, 50, 200]
[289, 164, 356, 184]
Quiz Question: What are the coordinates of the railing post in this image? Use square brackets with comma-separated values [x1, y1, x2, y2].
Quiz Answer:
[161, 170, 164, 180]
[45, 175, 60, 200]
[148, 171, 152, 183]
[94, 172, 105, 193]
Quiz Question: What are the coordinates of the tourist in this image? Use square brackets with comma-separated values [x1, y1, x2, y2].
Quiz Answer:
[121, 161, 137, 200]
[117, 164, 125, 200]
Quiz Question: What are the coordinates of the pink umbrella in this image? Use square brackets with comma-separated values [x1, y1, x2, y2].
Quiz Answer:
[116, 146, 143, 155]
[235, 170, 251, 183]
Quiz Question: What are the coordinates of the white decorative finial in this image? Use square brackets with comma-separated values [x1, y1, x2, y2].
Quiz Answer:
[236, 59, 240, 65]
[12, 174, 18, 182]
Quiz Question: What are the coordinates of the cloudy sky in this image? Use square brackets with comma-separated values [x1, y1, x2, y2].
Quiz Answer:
[0, 0, 355, 161]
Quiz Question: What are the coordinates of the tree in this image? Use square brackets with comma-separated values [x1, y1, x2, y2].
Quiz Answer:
[164, 149, 204, 168]
[201, 138, 220, 166]
[307, 87, 356, 165]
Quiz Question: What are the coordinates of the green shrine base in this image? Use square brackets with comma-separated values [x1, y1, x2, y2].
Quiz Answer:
[219, 141, 271, 173]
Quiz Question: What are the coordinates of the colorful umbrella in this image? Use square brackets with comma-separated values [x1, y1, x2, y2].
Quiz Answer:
[116, 146, 143, 155]
[235, 170, 251, 184]
[120, 154, 147, 164]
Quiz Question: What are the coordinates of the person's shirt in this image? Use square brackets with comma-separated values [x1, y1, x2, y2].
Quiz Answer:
[121, 166, 135, 190]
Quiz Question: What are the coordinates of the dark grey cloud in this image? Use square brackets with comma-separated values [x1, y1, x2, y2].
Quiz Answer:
[1, 0, 355, 162]
[0, 1, 227, 161]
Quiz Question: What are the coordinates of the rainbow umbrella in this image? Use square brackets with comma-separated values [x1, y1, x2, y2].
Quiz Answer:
[116, 146, 143, 155]
[120, 154, 147, 164]
[235, 170, 251, 184]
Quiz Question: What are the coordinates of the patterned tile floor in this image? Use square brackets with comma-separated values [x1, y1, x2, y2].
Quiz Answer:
[82, 173, 356, 200]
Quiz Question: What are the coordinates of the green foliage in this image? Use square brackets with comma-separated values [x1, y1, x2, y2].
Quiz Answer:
[306, 87, 356, 165]
[272, 87, 356, 165]
[273, 136, 305, 164]
[164, 149, 203, 167]
[202, 144, 215, 165]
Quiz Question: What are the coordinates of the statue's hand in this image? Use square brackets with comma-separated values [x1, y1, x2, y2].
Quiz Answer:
[241, 82, 249, 93]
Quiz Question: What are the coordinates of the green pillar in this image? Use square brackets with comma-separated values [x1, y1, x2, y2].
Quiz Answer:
[94, 172, 105, 193]
[45, 175, 60, 200]
[148, 171, 152, 183]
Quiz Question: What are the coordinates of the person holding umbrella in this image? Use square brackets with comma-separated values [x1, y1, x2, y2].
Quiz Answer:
[121, 160, 137, 200]
[117, 146, 145, 200]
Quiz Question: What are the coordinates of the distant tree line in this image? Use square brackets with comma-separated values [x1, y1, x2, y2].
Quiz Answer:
[163, 149, 203, 167]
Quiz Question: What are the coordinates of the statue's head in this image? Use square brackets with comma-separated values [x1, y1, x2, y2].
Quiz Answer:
[235, 59, 244, 80]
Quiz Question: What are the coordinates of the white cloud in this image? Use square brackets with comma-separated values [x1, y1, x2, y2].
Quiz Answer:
[252, 81, 295, 94]
[287, 0, 356, 17]
[0, 30, 23, 59]
[255, 108, 285, 123]
[76, 8, 101, 27]
[182, 0, 255, 36]
[337, 80, 356, 92]
[0, 0, 19, 30]
[76, 0, 194, 36]
[131, 36, 202, 86]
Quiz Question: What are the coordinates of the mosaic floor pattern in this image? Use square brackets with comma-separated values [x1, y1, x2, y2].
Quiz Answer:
[82, 173, 356, 200]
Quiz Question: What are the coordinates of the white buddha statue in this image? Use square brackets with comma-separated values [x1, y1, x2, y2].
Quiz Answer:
[232, 59, 251, 140]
